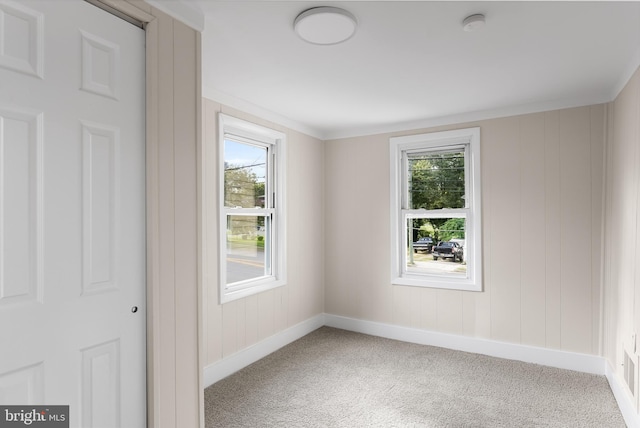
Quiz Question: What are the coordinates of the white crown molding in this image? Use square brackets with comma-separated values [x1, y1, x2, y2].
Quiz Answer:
[202, 83, 616, 142]
[202, 85, 325, 140]
[323, 93, 614, 141]
[610, 45, 640, 101]
[145, 0, 204, 31]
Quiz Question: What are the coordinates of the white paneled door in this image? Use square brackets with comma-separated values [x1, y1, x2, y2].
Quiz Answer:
[0, 1, 146, 427]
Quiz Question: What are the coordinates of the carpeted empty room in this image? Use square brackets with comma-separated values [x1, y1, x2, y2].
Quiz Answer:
[204, 327, 625, 427]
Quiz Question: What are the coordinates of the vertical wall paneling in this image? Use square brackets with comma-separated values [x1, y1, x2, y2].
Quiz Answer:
[602, 103, 615, 362]
[154, 10, 177, 427]
[590, 104, 605, 356]
[544, 111, 562, 349]
[559, 107, 594, 354]
[602, 65, 640, 404]
[393, 286, 419, 328]
[202, 100, 325, 368]
[257, 290, 275, 341]
[273, 286, 288, 333]
[633, 75, 640, 380]
[474, 129, 492, 339]
[488, 117, 522, 344]
[324, 105, 606, 355]
[172, 19, 200, 427]
[245, 294, 259, 346]
[436, 290, 463, 335]
[221, 299, 238, 357]
[109, 1, 203, 426]
[419, 288, 438, 331]
[519, 113, 546, 348]
[462, 292, 477, 337]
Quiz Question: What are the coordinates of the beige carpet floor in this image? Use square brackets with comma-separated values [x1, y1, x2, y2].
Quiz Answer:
[205, 327, 626, 427]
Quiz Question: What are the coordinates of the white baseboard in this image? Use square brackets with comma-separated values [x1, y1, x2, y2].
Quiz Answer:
[204, 312, 638, 425]
[324, 314, 606, 375]
[203, 313, 325, 388]
[606, 361, 640, 428]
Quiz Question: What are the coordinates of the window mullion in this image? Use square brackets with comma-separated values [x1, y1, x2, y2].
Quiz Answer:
[225, 207, 274, 216]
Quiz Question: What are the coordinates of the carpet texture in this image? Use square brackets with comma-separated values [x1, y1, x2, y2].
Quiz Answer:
[205, 327, 625, 427]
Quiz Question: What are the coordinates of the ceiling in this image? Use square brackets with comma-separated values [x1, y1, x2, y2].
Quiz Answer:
[191, 1, 640, 140]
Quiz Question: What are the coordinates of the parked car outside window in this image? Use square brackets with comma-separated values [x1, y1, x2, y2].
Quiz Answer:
[412, 237, 434, 253]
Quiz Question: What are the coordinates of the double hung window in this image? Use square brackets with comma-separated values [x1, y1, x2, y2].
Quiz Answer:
[219, 114, 286, 303]
[390, 127, 482, 291]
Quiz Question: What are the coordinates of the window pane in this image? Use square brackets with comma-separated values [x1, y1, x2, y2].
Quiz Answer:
[408, 150, 465, 210]
[406, 217, 466, 276]
[224, 139, 267, 208]
[226, 215, 270, 285]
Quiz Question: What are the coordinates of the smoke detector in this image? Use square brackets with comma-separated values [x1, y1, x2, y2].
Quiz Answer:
[463, 14, 486, 32]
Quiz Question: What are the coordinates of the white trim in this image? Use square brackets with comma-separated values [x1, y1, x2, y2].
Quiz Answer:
[324, 314, 605, 375]
[145, 0, 204, 32]
[204, 313, 636, 425]
[610, 44, 640, 102]
[606, 361, 640, 428]
[323, 93, 613, 140]
[202, 86, 623, 142]
[203, 314, 325, 387]
[218, 114, 287, 304]
[203, 87, 324, 141]
[205, 312, 609, 386]
[390, 127, 482, 292]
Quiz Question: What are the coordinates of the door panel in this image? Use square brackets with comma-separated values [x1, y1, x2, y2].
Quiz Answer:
[0, 1, 146, 426]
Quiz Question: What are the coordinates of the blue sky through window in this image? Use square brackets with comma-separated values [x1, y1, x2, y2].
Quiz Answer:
[224, 138, 266, 184]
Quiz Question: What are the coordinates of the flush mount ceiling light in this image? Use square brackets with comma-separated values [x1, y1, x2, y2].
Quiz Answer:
[294, 7, 357, 45]
[462, 14, 486, 32]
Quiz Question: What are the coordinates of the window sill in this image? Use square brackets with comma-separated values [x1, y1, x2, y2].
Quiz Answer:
[392, 274, 482, 292]
[220, 277, 286, 304]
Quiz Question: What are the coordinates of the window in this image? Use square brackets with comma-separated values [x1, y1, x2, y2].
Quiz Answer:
[390, 127, 482, 291]
[219, 114, 286, 303]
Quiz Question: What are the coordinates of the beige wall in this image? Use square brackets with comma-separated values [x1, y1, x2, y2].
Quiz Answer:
[325, 105, 606, 355]
[603, 66, 640, 384]
[202, 99, 325, 366]
[109, 2, 202, 427]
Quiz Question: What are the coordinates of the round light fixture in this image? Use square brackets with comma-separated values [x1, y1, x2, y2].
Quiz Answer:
[294, 7, 357, 45]
[462, 14, 486, 32]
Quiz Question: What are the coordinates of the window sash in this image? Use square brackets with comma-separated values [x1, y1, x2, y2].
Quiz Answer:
[223, 137, 271, 210]
[219, 113, 287, 303]
[401, 211, 468, 279]
[390, 127, 481, 292]
[224, 213, 273, 290]
[402, 146, 469, 211]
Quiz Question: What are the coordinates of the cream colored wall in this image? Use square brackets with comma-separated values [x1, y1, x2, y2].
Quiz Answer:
[603, 66, 640, 382]
[325, 105, 606, 355]
[202, 99, 325, 366]
[108, 2, 203, 427]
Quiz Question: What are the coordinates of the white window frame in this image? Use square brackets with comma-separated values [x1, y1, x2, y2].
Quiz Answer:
[219, 114, 287, 303]
[390, 127, 482, 291]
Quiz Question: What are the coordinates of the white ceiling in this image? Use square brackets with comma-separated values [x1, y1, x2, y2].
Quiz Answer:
[189, 1, 640, 140]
